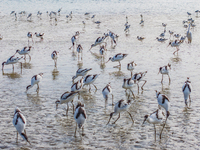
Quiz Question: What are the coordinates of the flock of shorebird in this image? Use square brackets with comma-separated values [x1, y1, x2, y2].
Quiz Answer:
[1, 9, 196, 145]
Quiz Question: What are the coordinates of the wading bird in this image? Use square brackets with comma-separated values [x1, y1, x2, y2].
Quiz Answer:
[26, 73, 43, 92]
[182, 77, 192, 108]
[158, 64, 171, 83]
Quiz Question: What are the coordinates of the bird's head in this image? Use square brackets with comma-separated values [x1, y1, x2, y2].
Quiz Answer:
[106, 57, 112, 63]
[16, 50, 20, 53]
[168, 63, 171, 69]
[20, 133, 31, 145]
[26, 85, 31, 92]
[2, 62, 6, 70]
[142, 115, 149, 125]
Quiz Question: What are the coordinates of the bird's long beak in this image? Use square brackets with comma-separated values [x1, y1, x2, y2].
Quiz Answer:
[106, 58, 111, 63]
[142, 118, 147, 125]
[106, 116, 111, 125]
[56, 103, 58, 110]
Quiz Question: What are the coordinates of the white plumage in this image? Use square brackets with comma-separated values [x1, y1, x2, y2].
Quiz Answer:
[51, 51, 59, 66]
[72, 68, 92, 81]
[83, 74, 99, 91]
[182, 78, 192, 107]
[26, 73, 43, 92]
[2, 55, 23, 71]
[158, 64, 171, 83]
[102, 83, 114, 105]
[106, 53, 128, 68]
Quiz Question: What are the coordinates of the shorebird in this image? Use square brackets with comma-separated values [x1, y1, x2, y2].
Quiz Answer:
[35, 32, 44, 39]
[74, 102, 87, 136]
[174, 34, 181, 39]
[72, 68, 92, 82]
[102, 83, 114, 105]
[186, 23, 192, 43]
[158, 63, 171, 83]
[155, 90, 170, 139]
[99, 45, 107, 60]
[142, 109, 165, 140]
[71, 78, 84, 92]
[55, 91, 78, 116]
[169, 30, 174, 38]
[162, 23, 167, 28]
[182, 77, 192, 107]
[108, 30, 118, 45]
[187, 12, 191, 17]
[58, 8, 62, 16]
[51, 51, 59, 67]
[2, 55, 23, 71]
[13, 107, 31, 145]
[27, 32, 33, 43]
[77, 44, 83, 60]
[94, 21, 101, 26]
[89, 35, 108, 50]
[27, 13, 32, 20]
[49, 11, 57, 19]
[37, 11, 42, 17]
[26, 73, 43, 92]
[132, 71, 147, 92]
[10, 11, 15, 15]
[122, 78, 135, 98]
[106, 53, 128, 68]
[195, 10, 199, 17]
[69, 35, 77, 49]
[180, 36, 186, 43]
[107, 99, 134, 125]
[127, 61, 137, 77]
[168, 40, 181, 54]
[156, 37, 168, 42]
[83, 74, 99, 91]
[140, 14, 144, 25]
[124, 23, 130, 33]
[15, 46, 32, 60]
[160, 29, 166, 38]
[137, 36, 145, 41]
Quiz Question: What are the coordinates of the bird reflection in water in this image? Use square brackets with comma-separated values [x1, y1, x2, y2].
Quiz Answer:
[26, 93, 41, 105]
[89, 50, 106, 70]
[52, 67, 59, 80]
[2, 70, 21, 79]
[22, 62, 32, 69]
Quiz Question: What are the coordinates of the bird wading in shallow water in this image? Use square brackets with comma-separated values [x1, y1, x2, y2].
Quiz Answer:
[107, 99, 134, 125]
[51, 51, 59, 67]
[74, 102, 87, 136]
[26, 73, 43, 93]
[155, 90, 170, 139]
[2, 55, 23, 71]
[106, 53, 128, 69]
[158, 63, 171, 84]
[13, 107, 31, 145]
[102, 82, 114, 105]
[182, 77, 192, 108]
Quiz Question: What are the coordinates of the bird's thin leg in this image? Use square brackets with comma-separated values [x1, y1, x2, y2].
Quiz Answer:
[160, 117, 168, 139]
[137, 83, 140, 93]
[141, 80, 147, 90]
[154, 124, 156, 141]
[127, 111, 134, 123]
[24, 129, 26, 135]
[82, 127, 84, 136]
[71, 100, 74, 114]
[92, 84, 97, 90]
[28, 54, 31, 60]
[12, 64, 14, 70]
[89, 84, 91, 92]
[16, 132, 18, 142]
[168, 74, 171, 83]
[112, 94, 114, 106]
[74, 123, 77, 137]
[161, 74, 163, 83]
[81, 52, 83, 61]
[66, 103, 69, 116]
[106, 114, 113, 125]
[131, 71, 133, 77]
[113, 113, 120, 124]
[129, 89, 135, 99]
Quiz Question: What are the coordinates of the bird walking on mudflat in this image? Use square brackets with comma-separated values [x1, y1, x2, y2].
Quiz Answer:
[132, 71, 147, 93]
[182, 77, 192, 108]
[107, 99, 134, 125]
[158, 63, 171, 84]
[102, 83, 114, 105]
[55, 91, 78, 116]
[26, 73, 43, 93]
[142, 108, 165, 140]
[13, 107, 31, 145]
[106, 53, 128, 68]
[155, 90, 170, 139]
[74, 102, 87, 136]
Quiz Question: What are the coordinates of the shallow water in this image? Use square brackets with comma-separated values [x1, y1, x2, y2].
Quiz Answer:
[1, 1, 200, 149]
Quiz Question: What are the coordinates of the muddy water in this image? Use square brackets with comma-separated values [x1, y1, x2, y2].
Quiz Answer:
[0, 8, 200, 150]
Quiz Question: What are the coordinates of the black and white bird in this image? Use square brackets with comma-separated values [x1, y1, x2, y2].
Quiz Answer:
[77, 44, 83, 60]
[72, 68, 92, 82]
[35, 32, 44, 39]
[89, 35, 108, 50]
[71, 78, 84, 92]
[106, 53, 128, 68]
[74, 102, 87, 136]
[155, 90, 170, 139]
[27, 32, 33, 43]
[102, 83, 114, 105]
[158, 63, 171, 83]
[122, 78, 135, 98]
[58, 8, 62, 16]
[83, 74, 99, 91]
[2, 55, 23, 71]
[51, 51, 59, 67]
[15, 46, 32, 60]
[13, 107, 31, 145]
[168, 40, 181, 55]
[131, 71, 147, 92]
[140, 14, 144, 25]
[182, 77, 192, 107]
[55, 91, 78, 116]
[142, 109, 165, 140]
[107, 99, 134, 125]
[27, 13, 32, 20]
[127, 61, 137, 77]
[26, 73, 43, 92]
